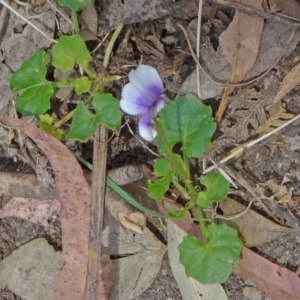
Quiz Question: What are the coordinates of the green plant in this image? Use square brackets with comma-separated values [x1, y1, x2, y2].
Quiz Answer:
[10, 1, 122, 142]
[9, 0, 243, 287]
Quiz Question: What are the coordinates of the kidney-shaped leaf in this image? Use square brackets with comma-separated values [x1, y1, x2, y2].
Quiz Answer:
[10, 50, 54, 116]
[52, 35, 92, 72]
[92, 93, 122, 129]
[157, 94, 216, 158]
[197, 170, 230, 209]
[178, 223, 243, 284]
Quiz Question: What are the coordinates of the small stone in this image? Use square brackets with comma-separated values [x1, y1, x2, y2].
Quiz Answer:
[244, 278, 256, 287]
[161, 269, 167, 276]
[243, 286, 262, 300]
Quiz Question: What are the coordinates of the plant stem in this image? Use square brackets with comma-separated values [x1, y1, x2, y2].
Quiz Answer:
[183, 152, 191, 180]
[51, 82, 75, 88]
[82, 65, 96, 79]
[171, 176, 190, 200]
[103, 24, 123, 68]
[154, 119, 188, 181]
[72, 9, 80, 35]
[198, 206, 208, 244]
[53, 86, 99, 129]
[154, 118, 208, 243]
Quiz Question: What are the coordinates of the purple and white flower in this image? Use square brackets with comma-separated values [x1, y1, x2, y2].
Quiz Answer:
[120, 65, 165, 141]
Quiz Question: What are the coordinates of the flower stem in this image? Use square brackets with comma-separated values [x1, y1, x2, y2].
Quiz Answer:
[171, 176, 190, 200]
[72, 9, 80, 35]
[103, 24, 123, 69]
[198, 206, 208, 244]
[154, 118, 208, 243]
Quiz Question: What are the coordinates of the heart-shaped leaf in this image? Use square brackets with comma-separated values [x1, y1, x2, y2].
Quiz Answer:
[52, 35, 92, 72]
[68, 103, 97, 141]
[178, 223, 243, 284]
[157, 94, 216, 158]
[92, 93, 122, 129]
[68, 93, 122, 141]
[147, 177, 171, 201]
[197, 171, 230, 209]
[75, 77, 91, 94]
[10, 50, 54, 116]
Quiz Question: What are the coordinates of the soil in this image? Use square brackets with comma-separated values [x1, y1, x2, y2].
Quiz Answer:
[1, 0, 300, 299]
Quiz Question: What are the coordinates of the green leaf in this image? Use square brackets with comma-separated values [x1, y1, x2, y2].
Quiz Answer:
[57, 0, 91, 12]
[153, 156, 182, 177]
[147, 177, 171, 201]
[68, 103, 97, 141]
[10, 50, 54, 116]
[157, 94, 216, 158]
[92, 93, 122, 130]
[39, 114, 65, 141]
[200, 170, 230, 201]
[196, 192, 210, 209]
[75, 77, 91, 94]
[178, 223, 243, 284]
[52, 35, 92, 72]
[167, 208, 186, 219]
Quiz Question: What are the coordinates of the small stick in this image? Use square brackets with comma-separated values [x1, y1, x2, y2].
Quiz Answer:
[196, 0, 203, 98]
[0, 4, 8, 36]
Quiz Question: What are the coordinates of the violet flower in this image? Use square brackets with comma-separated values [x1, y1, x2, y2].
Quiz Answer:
[120, 65, 165, 141]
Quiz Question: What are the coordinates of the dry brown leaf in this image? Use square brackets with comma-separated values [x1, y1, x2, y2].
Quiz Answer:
[272, 61, 300, 104]
[0, 239, 63, 300]
[219, 197, 294, 247]
[258, 179, 293, 204]
[256, 103, 294, 134]
[219, 0, 264, 83]
[117, 211, 146, 234]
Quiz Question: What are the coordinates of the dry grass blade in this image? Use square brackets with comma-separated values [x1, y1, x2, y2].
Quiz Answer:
[257, 103, 294, 134]
[203, 112, 300, 174]
[272, 61, 300, 105]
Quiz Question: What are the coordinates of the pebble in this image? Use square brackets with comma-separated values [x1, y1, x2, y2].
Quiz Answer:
[243, 286, 262, 300]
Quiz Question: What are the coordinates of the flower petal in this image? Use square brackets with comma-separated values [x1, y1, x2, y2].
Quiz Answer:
[120, 82, 154, 115]
[129, 65, 164, 100]
[138, 111, 157, 141]
[153, 97, 165, 116]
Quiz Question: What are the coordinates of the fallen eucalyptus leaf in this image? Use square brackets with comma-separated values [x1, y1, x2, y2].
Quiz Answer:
[219, 197, 294, 247]
[0, 238, 63, 300]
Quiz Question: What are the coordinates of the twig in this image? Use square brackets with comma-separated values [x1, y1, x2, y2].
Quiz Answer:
[0, 0, 56, 43]
[196, 0, 203, 98]
[203, 112, 300, 174]
[45, 0, 72, 25]
[84, 125, 107, 300]
[0, 3, 8, 36]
